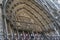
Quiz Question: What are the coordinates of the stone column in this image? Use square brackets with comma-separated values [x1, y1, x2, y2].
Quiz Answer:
[0, 0, 4, 40]
[0, 7, 4, 40]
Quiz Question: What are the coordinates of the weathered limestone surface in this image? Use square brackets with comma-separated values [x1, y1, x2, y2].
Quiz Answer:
[0, 0, 2, 4]
[5, 0, 54, 32]
[0, 0, 4, 40]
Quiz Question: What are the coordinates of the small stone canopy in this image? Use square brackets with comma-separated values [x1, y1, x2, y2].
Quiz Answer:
[5, 0, 54, 33]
